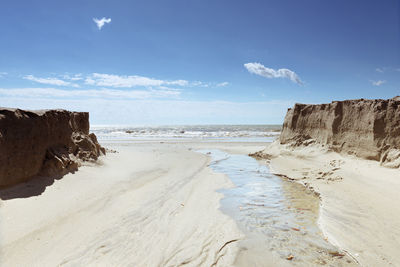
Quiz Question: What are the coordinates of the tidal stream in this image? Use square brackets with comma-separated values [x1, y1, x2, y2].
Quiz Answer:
[201, 149, 357, 266]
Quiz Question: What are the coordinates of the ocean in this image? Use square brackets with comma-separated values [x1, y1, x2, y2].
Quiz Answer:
[91, 124, 281, 143]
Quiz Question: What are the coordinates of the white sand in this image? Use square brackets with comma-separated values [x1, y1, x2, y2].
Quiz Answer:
[4, 139, 394, 266]
[1, 143, 267, 267]
[263, 141, 400, 266]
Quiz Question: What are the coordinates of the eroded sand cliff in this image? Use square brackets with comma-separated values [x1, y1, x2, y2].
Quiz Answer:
[280, 97, 400, 168]
[0, 108, 105, 187]
[251, 97, 400, 265]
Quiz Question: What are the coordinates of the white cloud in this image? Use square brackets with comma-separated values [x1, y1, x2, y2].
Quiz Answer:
[0, 72, 7, 78]
[217, 82, 229, 87]
[93, 17, 111, 30]
[63, 74, 83, 81]
[23, 75, 79, 87]
[244, 62, 303, 85]
[371, 80, 386, 86]
[191, 81, 230, 88]
[85, 73, 189, 88]
[0, 96, 292, 125]
[0, 87, 181, 99]
[191, 81, 209, 87]
[376, 68, 384, 73]
[21, 72, 226, 91]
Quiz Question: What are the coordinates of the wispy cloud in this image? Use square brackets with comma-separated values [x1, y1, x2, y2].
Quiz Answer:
[244, 62, 303, 85]
[370, 80, 386, 86]
[85, 73, 188, 88]
[216, 82, 229, 87]
[0, 72, 7, 78]
[376, 68, 384, 73]
[63, 74, 83, 81]
[93, 17, 111, 30]
[190, 81, 229, 88]
[20, 72, 227, 91]
[1, 96, 292, 125]
[24, 75, 79, 87]
[191, 81, 209, 87]
[0, 87, 180, 99]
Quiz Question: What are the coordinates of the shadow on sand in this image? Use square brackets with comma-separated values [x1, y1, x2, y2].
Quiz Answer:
[0, 172, 74, 200]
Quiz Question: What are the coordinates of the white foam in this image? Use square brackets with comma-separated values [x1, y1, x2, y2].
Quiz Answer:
[91, 125, 281, 143]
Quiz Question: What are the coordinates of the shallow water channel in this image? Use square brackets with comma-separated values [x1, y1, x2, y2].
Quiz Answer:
[200, 149, 357, 266]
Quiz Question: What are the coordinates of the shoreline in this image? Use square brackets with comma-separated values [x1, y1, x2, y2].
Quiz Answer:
[3, 139, 395, 266]
[266, 164, 361, 265]
[205, 148, 356, 266]
[267, 163, 362, 265]
[258, 141, 400, 266]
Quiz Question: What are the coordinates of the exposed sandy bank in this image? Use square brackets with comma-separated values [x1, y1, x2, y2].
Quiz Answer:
[0, 143, 245, 266]
[0, 108, 105, 187]
[257, 141, 400, 266]
[280, 97, 400, 167]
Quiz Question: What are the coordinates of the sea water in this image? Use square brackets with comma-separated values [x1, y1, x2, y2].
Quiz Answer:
[91, 124, 281, 143]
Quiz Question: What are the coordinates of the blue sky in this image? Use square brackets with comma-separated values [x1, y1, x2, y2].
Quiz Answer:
[0, 0, 399, 124]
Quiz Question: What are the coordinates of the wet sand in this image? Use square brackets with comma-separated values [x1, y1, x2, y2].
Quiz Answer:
[1, 143, 246, 266]
[202, 149, 356, 266]
[0, 141, 361, 266]
[262, 141, 400, 266]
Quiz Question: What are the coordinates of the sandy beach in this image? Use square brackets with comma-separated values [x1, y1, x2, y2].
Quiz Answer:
[1, 0, 398, 265]
[261, 141, 400, 266]
[1, 138, 399, 266]
[0, 142, 265, 267]
[0, 139, 364, 267]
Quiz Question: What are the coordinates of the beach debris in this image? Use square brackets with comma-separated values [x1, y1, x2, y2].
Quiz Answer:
[315, 259, 327, 265]
[246, 203, 265, 207]
[105, 148, 118, 153]
[296, 207, 311, 211]
[286, 255, 294, 260]
[327, 176, 343, 182]
[248, 151, 272, 160]
[125, 130, 134, 134]
[291, 227, 300, 231]
[329, 251, 345, 257]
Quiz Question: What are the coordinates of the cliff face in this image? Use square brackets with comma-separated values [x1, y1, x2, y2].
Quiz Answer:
[280, 97, 400, 167]
[0, 108, 105, 187]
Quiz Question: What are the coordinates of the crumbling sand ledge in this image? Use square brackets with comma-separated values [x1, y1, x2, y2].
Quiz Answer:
[254, 97, 400, 266]
[280, 97, 400, 168]
[0, 108, 105, 188]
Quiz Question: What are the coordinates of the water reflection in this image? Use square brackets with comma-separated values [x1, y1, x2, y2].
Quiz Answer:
[200, 149, 356, 266]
